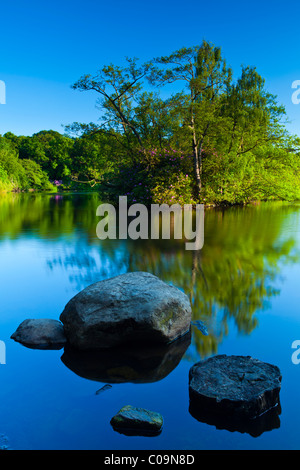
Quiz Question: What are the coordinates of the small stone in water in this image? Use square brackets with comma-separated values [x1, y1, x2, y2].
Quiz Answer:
[110, 405, 163, 436]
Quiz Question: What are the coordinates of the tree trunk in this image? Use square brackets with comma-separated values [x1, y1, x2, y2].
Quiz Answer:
[193, 138, 202, 200]
[191, 112, 202, 200]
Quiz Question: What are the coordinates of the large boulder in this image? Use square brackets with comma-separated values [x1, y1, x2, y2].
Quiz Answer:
[59, 272, 192, 350]
[189, 355, 282, 419]
[11, 319, 67, 349]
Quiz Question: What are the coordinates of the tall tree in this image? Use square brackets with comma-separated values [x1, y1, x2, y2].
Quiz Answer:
[224, 66, 287, 157]
[19, 130, 73, 179]
[71, 58, 153, 159]
[149, 41, 232, 199]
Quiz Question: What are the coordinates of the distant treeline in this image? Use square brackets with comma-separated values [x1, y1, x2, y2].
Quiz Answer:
[1, 40, 300, 204]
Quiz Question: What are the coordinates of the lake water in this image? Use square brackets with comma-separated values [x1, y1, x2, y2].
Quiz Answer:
[1, 192, 300, 450]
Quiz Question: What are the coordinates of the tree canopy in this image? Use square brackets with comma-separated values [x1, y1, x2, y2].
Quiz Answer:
[1, 40, 300, 204]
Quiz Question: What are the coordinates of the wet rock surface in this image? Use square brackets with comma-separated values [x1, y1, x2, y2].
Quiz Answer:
[11, 319, 67, 349]
[110, 405, 163, 436]
[60, 271, 192, 350]
[189, 355, 282, 419]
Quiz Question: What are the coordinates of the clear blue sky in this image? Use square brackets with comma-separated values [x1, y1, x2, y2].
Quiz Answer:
[1, 0, 300, 136]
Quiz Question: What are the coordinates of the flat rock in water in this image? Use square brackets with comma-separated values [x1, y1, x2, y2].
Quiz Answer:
[60, 271, 191, 350]
[11, 319, 67, 349]
[110, 405, 163, 436]
[189, 355, 282, 419]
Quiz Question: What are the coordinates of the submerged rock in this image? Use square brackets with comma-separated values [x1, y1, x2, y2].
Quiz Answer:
[11, 319, 67, 349]
[59, 271, 191, 350]
[189, 355, 282, 419]
[110, 405, 163, 436]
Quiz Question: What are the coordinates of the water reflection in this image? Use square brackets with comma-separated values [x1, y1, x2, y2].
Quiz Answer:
[61, 333, 191, 384]
[1, 192, 300, 360]
[189, 401, 281, 438]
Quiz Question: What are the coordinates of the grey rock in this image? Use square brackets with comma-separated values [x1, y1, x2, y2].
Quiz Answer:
[59, 272, 191, 350]
[189, 355, 282, 419]
[110, 405, 163, 436]
[11, 318, 67, 349]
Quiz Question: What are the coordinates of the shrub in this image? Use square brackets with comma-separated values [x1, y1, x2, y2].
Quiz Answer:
[101, 148, 196, 206]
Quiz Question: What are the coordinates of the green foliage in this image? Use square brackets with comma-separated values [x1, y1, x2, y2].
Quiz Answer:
[147, 149, 196, 205]
[0, 137, 27, 190]
[70, 130, 121, 181]
[200, 143, 300, 204]
[68, 40, 300, 205]
[18, 130, 73, 180]
[0, 135, 57, 192]
[0, 163, 12, 191]
[1, 40, 300, 204]
[21, 159, 57, 191]
[101, 148, 196, 205]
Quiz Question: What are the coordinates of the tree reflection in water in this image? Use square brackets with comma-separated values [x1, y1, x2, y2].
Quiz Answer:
[1, 192, 299, 359]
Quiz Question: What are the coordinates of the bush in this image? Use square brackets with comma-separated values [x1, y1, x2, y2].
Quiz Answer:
[0, 163, 14, 191]
[0, 137, 57, 192]
[101, 148, 196, 205]
[21, 159, 56, 191]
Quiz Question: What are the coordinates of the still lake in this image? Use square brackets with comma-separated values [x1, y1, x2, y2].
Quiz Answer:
[0, 192, 300, 450]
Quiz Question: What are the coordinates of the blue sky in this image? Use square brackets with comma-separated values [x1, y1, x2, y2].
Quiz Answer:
[1, 0, 300, 136]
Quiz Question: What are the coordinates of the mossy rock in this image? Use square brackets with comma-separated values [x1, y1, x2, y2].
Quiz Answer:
[60, 272, 191, 350]
[110, 405, 163, 436]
